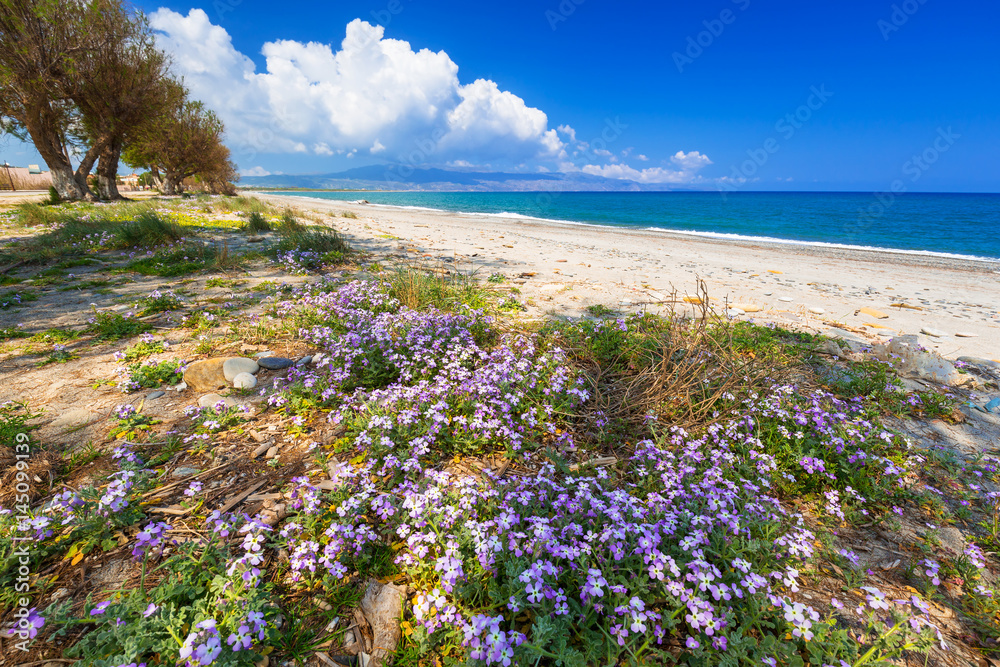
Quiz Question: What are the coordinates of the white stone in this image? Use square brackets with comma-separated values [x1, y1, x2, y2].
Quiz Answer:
[873, 335, 967, 386]
[198, 393, 235, 409]
[808, 307, 825, 315]
[223, 357, 259, 381]
[233, 372, 257, 389]
[955, 332, 979, 338]
[920, 327, 948, 338]
[778, 297, 793, 303]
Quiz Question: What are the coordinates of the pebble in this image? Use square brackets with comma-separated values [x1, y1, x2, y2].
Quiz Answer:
[920, 327, 947, 338]
[726, 308, 744, 317]
[778, 297, 793, 303]
[311, 353, 325, 365]
[233, 372, 257, 389]
[296, 356, 313, 367]
[223, 357, 259, 381]
[265, 445, 279, 459]
[955, 332, 978, 338]
[808, 307, 825, 315]
[183, 358, 229, 392]
[198, 393, 235, 409]
[171, 467, 201, 479]
[738, 304, 762, 313]
[171, 382, 187, 392]
[147, 391, 165, 400]
[257, 357, 294, 370]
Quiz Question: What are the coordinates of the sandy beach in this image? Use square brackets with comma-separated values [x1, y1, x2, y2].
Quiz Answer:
[259, 193, 1000, 364]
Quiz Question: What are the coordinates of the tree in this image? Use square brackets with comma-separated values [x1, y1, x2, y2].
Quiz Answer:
[0, 0, 114, 199]
[75, 10, 172, 200]
[124, 96, 236, 196]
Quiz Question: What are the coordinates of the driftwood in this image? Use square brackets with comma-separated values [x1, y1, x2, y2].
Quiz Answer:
[358, 579, 405, 667]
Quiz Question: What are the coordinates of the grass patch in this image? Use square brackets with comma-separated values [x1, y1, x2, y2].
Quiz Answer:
[86, 310, 152, 341]
[242, 211, 271, 234]
[0, 289, 38, 309]
[113, 210, 185, 248]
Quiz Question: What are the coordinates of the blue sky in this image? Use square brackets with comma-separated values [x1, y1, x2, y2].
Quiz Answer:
[3, 0, 997, 191]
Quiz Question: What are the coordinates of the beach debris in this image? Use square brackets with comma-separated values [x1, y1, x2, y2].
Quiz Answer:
[737, 304, 762, 312]
[778, 297, 793, 302]
[223, 357, 260, 381]
[808, 307, 825, 314]
[183, 358, 230, 392]
[920, 327, 948, 338]
[359, 579, 406, 667]
[147, 390, 165, 400]
[858, 307, 888, 319]
[986, 398, 1000, 414]
[726, 308, 745, 317]
[767, 269, 783, 274]
[682, 295, 703, 304]
[955, 332, 978, 338]
[890, 303, 923, 310]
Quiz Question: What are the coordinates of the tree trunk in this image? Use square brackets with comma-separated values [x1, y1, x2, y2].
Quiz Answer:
[96, 138, 124, 200]
[161, 173, 180, 195]
[20, 102, 92, 201]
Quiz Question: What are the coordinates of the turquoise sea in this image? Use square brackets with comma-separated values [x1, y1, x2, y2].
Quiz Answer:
[272, 191, 1000, 261]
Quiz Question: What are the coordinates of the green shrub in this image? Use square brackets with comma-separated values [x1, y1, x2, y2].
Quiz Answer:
[46, 186, 61, 205]
[87, 310, 152, 341]
[114, 210, 185, 248]
[243, 211, 271, 233]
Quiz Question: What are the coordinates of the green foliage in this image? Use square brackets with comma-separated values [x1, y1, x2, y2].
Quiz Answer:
[119, 338, 166, 362]
[46, 186, 62, 205]
[275, 228, 349, 255]
[0, 289, 38, 309]
[585, 303, 614, 317]
[0, 400, 40, 448]
[114, 210, 185, 248]
[242, 211, 271, 233]
[136, 290, 183, 316]
[87, 310, 153, 341]
[340, 210, 357, 219]
[38, 344, 78, 366]
[120, 359, 184, 393]
[277, 209, 304, 232]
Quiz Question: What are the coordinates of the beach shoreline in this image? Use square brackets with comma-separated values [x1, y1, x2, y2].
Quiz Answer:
[257, 192, 1000, 362]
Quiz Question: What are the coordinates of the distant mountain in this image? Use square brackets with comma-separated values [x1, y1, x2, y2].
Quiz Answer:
[239, 164, 652, 192]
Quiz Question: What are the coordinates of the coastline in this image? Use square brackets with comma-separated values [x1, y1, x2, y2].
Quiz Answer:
[255, 192, 1000, 362]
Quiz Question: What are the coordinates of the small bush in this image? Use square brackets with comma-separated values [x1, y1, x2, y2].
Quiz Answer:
[341, 210, 357, 219]
[87, 310, 152, 341]
[114, 210, 185, 249]
[118, 359, 184, 392]
[136, 290, 183, 316]
[243, 211, 271, 234]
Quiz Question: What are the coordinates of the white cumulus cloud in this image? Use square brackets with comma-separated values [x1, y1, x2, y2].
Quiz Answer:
[150, 10, 567, 167]
[582, 151, 713, 184]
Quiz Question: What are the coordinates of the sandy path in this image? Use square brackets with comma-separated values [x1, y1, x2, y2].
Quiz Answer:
[259, 193, 1000, 362]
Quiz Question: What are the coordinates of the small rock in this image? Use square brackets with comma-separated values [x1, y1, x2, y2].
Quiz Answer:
[859, 306, 889, 319]
[257, 357, 294, 370]
[957, 356, 1000, 370]
[808, 307, 825, 315]
[147, 391, 165, 400]
[778, 297, 793, 303]
[233, 372, 257, 389]
[738, 304, 762, 313]
[183, 358, 229, 392]
[726, 308, 745, 317]
[171, 381, 187, 392]
[312, 353, 325, 365]
[296, 355, 313, 367]
[955, 332, 978, 338]
[171, 466, 201, 479]
[920, 327, 948, 338]
[265, 445, 279, 459]
[253, 350, 273, 358]
[199, 393, 235, 409]
[223, 357, 259, 381]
